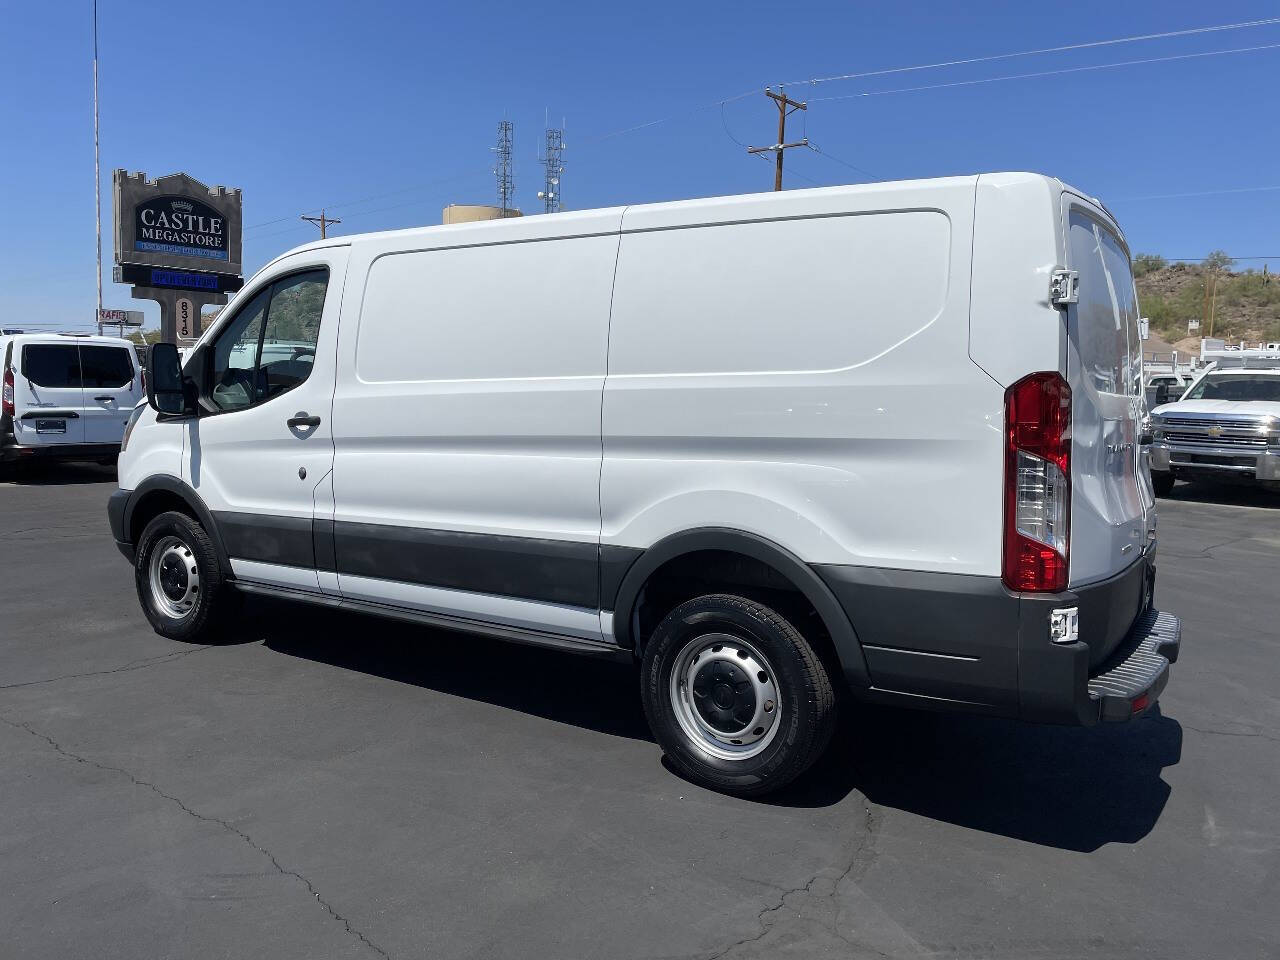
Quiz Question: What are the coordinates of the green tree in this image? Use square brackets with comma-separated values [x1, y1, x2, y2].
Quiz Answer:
[1132, 253, 1167, 277]
[1202, 250, 1233, 272]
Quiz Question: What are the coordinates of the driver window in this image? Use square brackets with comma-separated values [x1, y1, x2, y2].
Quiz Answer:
[257, 271, 326, 402]
[210, 289, 268, 412]
[206, 269, 328, 413]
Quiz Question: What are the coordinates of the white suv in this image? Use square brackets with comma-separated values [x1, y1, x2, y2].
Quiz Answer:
[108, 174, 1182, 795]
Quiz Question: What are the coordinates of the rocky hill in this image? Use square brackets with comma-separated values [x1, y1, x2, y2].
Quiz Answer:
[1134, 255, 1280, 354]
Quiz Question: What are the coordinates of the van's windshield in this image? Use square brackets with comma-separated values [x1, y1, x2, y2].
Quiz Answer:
[1183, 374, 1280, 402]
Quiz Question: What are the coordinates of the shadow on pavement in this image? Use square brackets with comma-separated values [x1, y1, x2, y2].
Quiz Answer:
[0, 461, 117, 486]
[256, 600, 652, 742]
[255, 599, 1180, 848]
[834, 704, 1181, 851]
[1160, 480, 1280, 509]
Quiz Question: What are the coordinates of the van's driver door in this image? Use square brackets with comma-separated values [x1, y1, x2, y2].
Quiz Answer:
[183, 248, 348, 593]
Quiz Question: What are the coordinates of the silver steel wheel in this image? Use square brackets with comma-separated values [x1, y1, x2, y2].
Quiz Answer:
[148, 535, 200, 620]
[669, 633, 781, 761]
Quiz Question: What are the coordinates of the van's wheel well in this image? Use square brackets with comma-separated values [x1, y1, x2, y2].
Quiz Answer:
[628, 549, 839, 678]
[129, 491, 197, 545]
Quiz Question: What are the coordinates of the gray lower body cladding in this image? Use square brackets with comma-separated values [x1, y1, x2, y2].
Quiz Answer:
[814, 555, 1167, 724]
[112, 483, 1175, 725]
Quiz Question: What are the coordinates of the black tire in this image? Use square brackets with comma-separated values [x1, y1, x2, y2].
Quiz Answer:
[134, 510, 237, 642]
[1152, 471, 1175, 497]
[640, 594, 837, 797]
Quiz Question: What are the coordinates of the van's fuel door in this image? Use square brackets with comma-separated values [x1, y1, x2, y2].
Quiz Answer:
[1050, 268, 1080, 308]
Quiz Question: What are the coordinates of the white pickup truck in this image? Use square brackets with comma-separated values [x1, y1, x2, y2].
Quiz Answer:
[1150, 367, 1280, 495]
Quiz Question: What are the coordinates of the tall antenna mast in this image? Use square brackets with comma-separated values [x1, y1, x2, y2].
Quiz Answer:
[494, 119, 514, 217]
[92, 0, 103, 333]
[538, 123, 565, 214]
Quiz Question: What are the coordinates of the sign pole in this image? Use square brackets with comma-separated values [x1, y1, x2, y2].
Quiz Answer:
[93, 0, 103, 335]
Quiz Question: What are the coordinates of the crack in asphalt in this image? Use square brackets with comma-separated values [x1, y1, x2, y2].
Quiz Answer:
[1181, 722, 1280, 744]
[702, 797, 888, 960]
[1159, 535, 1255, 561]
[2, 716, 393, 960]
[0, 645, 216, 691]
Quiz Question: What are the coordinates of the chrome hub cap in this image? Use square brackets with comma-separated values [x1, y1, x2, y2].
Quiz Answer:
[670, 633, 781, 761]
[149, 536, 199, 620]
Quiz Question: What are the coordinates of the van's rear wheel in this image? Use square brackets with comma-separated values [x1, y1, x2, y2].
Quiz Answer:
[641, 594, 836, 797]
[1152, 471, 1175, 496]
[135, 510, 234, 642]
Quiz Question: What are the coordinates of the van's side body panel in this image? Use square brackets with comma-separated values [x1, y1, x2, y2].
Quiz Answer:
[327, 209, 624, 641]
[602, 179, 999, 575]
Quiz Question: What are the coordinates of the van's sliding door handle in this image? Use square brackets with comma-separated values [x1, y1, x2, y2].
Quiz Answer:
[287, 413, 321, 429]
[94, 395, 115, 403]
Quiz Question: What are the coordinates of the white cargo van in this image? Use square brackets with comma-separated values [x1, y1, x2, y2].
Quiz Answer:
[2, 332, 143, 468]
[109, 174, 1181, 795]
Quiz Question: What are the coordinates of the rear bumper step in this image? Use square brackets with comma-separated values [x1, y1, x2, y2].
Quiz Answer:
[1087, 608, 1181, 722]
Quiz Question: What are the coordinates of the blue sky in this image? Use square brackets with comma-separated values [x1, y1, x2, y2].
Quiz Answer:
[2, 0, 1278, 331]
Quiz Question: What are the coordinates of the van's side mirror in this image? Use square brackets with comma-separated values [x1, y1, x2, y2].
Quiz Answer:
[146, 343, 189, 416]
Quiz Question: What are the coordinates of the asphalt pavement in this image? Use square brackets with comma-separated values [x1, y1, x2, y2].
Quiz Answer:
[1, 464, 1277, 959]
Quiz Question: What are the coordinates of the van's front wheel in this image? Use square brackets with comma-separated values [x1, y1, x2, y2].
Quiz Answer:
[640, 595, 836, 797]
[1152, 470, 1175, 497]
[135, 510, 234, 642]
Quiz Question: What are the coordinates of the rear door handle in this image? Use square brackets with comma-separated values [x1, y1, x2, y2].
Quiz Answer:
[287, 413, 321, 429]
[94, 396, 114, 403]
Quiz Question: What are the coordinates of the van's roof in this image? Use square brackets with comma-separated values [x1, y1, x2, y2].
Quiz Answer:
[266, 171, 1102, 265]
[0, 332, 138, 347]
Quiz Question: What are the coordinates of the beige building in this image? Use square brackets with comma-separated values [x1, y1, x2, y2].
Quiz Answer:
[442, 204, 523, 225]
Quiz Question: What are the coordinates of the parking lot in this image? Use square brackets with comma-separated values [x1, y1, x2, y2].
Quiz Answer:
[1, 465, 1276, 960]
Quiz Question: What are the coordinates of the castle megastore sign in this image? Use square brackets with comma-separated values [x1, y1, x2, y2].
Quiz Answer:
[134, 195, 228, 262]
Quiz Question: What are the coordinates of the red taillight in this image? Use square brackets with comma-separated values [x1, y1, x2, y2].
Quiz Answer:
[1003, 371, 1071, 593]
[2, 366, 13, 417]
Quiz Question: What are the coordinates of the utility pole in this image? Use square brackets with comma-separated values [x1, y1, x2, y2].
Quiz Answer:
[747, 87, 808, 191]
[300, 209, 341, 239]
[93, 0, 103, 334]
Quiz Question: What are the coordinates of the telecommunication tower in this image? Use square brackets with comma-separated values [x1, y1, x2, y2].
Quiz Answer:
[538, 126, 565, 214]
[494, 120, 515, 217]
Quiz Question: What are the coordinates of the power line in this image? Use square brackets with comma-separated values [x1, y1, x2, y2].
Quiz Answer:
[243, 167, 493, 233]
[1158, 255, 1280, 261]
[804, 143, 878, 180]
[1114, 185, 1280, 202]
[243, 19, 1280, 234]
[808, 42, 1280, 103]
[581, 16, 1280, 144]
[777, 16, 1280, 88]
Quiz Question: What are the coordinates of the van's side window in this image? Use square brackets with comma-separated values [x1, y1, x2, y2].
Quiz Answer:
[211, 289, 268, 412]
[207, 268, 329, 413]
[256, 271, 326, 402]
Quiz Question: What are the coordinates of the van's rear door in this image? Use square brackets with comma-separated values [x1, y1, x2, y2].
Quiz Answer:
[1063, 200, 1150, 589]
[80, 344, 140, 445]
[14, 342, 87, 447]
